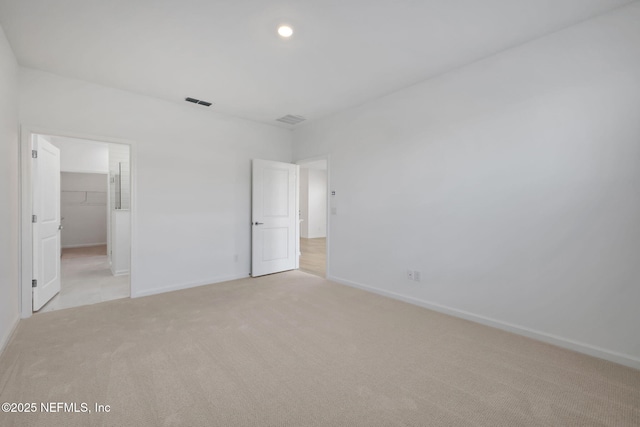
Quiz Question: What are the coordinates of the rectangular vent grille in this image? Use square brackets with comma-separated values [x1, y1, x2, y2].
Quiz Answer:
[276, 114, 306, 125]
[185, 97, 213, 107]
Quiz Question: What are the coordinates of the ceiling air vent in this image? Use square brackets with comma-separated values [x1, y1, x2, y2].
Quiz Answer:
[276, 114, 306, 125]
[185, 97, 213, 107]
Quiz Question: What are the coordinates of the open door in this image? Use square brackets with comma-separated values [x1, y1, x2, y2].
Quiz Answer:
[32, 136, 62, 311]
[252, 159, 299, 277]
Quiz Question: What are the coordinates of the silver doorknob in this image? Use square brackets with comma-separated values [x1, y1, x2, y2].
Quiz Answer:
[58, 225, 64, 230]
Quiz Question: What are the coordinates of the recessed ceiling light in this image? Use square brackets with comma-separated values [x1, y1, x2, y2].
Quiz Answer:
[277, 25, 293, 38]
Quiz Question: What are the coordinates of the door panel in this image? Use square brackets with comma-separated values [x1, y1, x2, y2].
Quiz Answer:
[252, 160, 299, 277]
[263, 227, 289, 261]
[263, 169, 290, 217]
[33, 136, 61, 311]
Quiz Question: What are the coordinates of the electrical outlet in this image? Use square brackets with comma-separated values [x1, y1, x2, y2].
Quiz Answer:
[407, 270, 414, 280]
[414, 271, 421, 282]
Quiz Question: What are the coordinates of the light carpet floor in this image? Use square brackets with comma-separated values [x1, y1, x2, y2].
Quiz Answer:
[0, 271, 638, 426]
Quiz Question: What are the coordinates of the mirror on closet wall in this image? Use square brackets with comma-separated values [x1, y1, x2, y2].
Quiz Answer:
[109, 142, 130, 211]
[108, 144, 131, 277]
[112, 162, 130, 210]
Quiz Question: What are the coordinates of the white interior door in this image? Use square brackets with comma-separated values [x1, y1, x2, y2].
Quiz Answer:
[252, 159, 299, 277]
[32, 136, 61, 311]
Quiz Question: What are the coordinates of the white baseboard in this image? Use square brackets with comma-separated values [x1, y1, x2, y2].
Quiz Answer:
[62, 242, 107, 249]
[328, 275, 640, 371]
[0, 316, 20, 357]
[112, 269, 129, 276]
[131, 273, 250, 298]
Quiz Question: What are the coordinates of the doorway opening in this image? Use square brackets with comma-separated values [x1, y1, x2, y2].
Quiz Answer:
[250, 157, 330, 279]
[297, 158, 328, 278]
[25, 132, 132, 314]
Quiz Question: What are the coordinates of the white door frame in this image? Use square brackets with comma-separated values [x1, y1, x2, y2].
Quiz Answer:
[296, 155, 331, 278]
[19, 125, 138, 318]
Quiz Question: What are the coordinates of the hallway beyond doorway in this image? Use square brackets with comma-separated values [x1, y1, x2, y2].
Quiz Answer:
[299, 238, 326, 278]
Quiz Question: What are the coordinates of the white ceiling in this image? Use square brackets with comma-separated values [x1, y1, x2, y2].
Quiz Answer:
[0, 0, 632, 127]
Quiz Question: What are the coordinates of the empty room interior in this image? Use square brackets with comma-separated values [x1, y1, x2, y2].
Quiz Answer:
[0, 1, 639, 426]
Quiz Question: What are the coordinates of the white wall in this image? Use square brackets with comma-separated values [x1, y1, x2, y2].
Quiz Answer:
[293, 3, 640, 367]
[0, 25, 19, 351]
[49, 136, 109, 173]
[19, 67, 293, 297]
[60, 172, 108, 248]
[307, 169, 327, 238]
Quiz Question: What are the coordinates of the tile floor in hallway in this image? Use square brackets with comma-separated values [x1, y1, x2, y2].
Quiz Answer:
[299, 237, 326, 278]
[38, 245, 129, 313]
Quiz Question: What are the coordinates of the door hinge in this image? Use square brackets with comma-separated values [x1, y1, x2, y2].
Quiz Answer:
[32, 214, 37, 223]
[32, 279, 37, 288]
[32, 150, 38, 159]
